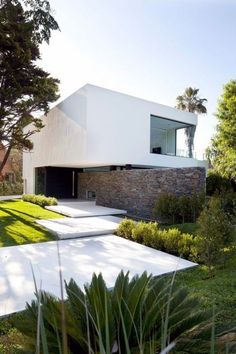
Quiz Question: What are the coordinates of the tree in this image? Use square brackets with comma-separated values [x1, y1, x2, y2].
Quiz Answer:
[196, 196, 234, 269]
[176, 87, 207, 158]
[0, 0, 60, 175]
[208, 80, 236, 182]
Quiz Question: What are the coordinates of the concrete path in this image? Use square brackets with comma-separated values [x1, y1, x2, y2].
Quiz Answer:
[0, 195, 22, 201]
[0, 235, 196, 316]
[46, 200, 126, 218]
[36, 216, 122, 239]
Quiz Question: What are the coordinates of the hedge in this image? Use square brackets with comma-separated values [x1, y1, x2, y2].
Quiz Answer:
[116, 219, 196, 260]
[22, 194, 57, 207]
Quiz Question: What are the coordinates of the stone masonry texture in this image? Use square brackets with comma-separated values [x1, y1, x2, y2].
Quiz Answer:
[78, 167, 206, 218]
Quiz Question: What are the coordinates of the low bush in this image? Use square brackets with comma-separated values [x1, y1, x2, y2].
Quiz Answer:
[153, 191, 205, 224]
[116, 218, 136, 239]
[117, 219, 195, 260]
[0, 181, 23, 196]
[12, 272, 212, 354]
[22, 194, 57, 207]
[178, 233, 196, 259]
[161, 228, 183, 255]
[132, 221, 158, 244]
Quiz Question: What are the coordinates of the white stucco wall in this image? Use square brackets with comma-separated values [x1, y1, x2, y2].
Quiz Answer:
[23, 84, 206, 193]
[85, 85, 203, 168]
[23, 87, 88, 193]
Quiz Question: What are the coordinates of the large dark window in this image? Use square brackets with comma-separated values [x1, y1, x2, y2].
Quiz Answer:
[150, 115, 195, 158]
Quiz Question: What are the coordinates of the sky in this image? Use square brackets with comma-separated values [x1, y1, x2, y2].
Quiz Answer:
[40, 0, 236, 160]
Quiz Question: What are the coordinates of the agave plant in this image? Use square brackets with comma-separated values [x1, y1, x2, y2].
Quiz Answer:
[14, 272, 212, 354]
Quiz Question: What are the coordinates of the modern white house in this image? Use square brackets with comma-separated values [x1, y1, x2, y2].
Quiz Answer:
[23, 84, 206, 202]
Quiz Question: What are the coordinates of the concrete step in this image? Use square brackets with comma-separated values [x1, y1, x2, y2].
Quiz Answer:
[36, 215, 123, 239]
[46, 202, 126, 218]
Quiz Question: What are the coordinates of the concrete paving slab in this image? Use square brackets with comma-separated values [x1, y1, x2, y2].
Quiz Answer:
[0, 195, 22, 201]
[46, 201, 126, 218]
[0, 236, 197, 316]
[36, 216, 123, 239]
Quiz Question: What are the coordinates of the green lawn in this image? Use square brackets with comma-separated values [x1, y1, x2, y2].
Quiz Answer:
[165, 223, 236, 333]
[0, 199, 63, 247]
[163, 222, 200, 234]
[175, 253, 236, 329]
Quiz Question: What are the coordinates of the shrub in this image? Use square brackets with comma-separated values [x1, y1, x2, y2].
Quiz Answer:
[178, 233, 195, 259]
[153, 192, 205, 224]
[116, 218, 136, 239]
[132, 221, 158, 244]
[117, 219, 196, 261]
[0, 181, 23, 196]
[22, 194, 57, 207]
[195, 197, 234, 268]
[13, 272, 211, 354]
[153, 192, 179, 224]
[148, 229, 166, 250]
[161, 228, 183, 255]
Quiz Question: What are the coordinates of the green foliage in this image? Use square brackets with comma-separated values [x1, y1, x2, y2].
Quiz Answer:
[165, 222, 199, 235]
[178, 195, 191, 224]
[174, 249, 236, 352]
[116, 218, 136, 239]
[206, 171, 236, 221]
[132, 220, 158, 244]
[218, 191, 236, 224]
[0, 315, 25, 353]
[208, 80, 236, 182]
[176, 87, 207, 114]
[206, 170, 235, 195]
[153, 192, 205, 224]
[178, 233, 196, 259]
[117, 219, 195, 260]
[13, 272, 212, 354]
[22, 194, 57, 207]
[0, 181, 23, 196]
[195, 197, 234, 268]
[0, 0, 59, 174]
[153, 192, 179, 224]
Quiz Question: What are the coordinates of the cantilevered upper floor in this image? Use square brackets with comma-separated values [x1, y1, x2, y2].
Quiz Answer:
[23, 84, 206, 171]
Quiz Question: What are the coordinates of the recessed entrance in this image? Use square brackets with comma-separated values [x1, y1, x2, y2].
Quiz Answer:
[35, 167, 80, 199]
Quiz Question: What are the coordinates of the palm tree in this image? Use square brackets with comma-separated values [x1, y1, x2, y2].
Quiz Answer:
[176, 87, 207, 158]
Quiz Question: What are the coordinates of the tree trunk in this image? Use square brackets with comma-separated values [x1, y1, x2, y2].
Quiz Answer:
[0, 144, 12, 177]
[185, 126, 196, 158]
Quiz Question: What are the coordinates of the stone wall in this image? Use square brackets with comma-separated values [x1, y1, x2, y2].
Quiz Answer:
[78, 167, 206, 218]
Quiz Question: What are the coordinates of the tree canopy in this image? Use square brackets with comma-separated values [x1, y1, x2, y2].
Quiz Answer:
[0, 0, 60, 174]
[176, 87, 207, 114]
[208, 80, 236, 182]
